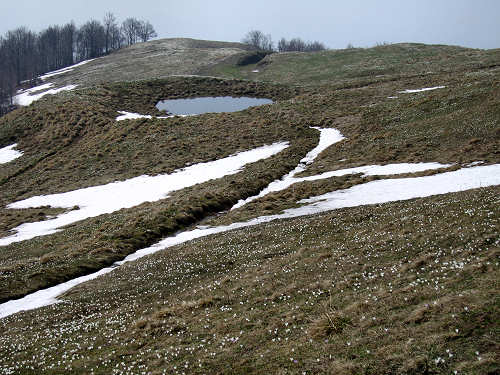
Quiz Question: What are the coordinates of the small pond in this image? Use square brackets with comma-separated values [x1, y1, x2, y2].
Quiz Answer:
[156, 96, 273, 115]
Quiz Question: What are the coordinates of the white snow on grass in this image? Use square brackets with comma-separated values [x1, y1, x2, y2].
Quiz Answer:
[467, 161, 484, 167]
[12, 59, 94, 106]
[116, 111, 154, 121]
[232, 127, 345, 209]
[39, 59, 95, 80]
[399, 86, 446, 94]
[14, 84, 77, 106]
[0, 267, 115, 319]
[0, 142, 289, 246]
[1, 163, 498, 319]
[115, 111, 190, 121]
[295, 164, 500, 212]
[301, 162, 451, 181]
[18, 82, 54, 94]
[0, 143, 23, 164]
[232, 127, 451, 209]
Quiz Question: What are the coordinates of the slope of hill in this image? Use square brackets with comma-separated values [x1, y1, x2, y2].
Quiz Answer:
[205, 43, 500, 86]
[20, 38, 256, 91]
[0, 39, 498, 374]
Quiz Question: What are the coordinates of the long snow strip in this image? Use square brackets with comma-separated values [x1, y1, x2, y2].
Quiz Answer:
[0, 142, 289, 247]
[232, 128, 451, 209]
[232, 127, 344, 208]
[39, 59, 95, 80]
[115, 111, 189, 121]
[1, 163, 498, 319]
[0, 143, 23, 164]
[400, 86, 446, 93]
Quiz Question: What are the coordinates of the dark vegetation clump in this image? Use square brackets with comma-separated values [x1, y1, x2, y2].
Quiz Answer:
[237, 51, 272, 66]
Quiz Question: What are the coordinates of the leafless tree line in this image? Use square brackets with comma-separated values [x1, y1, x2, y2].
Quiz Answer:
[0, 13, 157, 115]
[242, 30, 326, 53]
[277, 38, 326, 52]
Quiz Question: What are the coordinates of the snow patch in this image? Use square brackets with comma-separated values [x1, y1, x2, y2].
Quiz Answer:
[467, 161, 484, 167]
[115, 111, 190, 121]
[232, 127, 344, 209]
[14, 84, 77, 106]
[399, 86, 446, 94]
[116, 111, 153, 121]
[0, 143, 23, 164]
[21, 83, 54, 93]
[39, 59, 95, 80]
[297, 164, 500, 212]
[0, 142, 289, 246]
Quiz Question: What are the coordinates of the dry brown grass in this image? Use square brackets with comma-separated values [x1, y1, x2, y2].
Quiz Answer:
[1, 187, 498, 374]
[0, 41, 498, 374]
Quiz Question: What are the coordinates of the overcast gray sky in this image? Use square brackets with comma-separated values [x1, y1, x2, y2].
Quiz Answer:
[1, 0, 499, 49]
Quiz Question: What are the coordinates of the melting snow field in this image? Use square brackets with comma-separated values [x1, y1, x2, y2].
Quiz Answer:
[1, 162, 498, 319]
[0, 142, 288, 247]
[1, 126, 499, 320]
[233, 128, 344, 209]
[232, 128, 451, 209]
[0, 144, 23, 164]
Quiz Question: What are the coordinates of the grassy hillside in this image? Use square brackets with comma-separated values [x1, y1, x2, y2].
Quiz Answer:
[0, 77, 309, 302]
[0, 40, 498, 374]
[32, 38, 256, 89]
[205, 43, 500, 86]
[1, 186, 497, 374]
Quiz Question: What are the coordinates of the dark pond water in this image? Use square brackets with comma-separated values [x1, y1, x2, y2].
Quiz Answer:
[156, 96, 273, 115]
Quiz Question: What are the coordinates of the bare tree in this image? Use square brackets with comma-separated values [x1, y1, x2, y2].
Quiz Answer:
[242, 30, 274, 51]
[137, 20, 157, 43]
[3, 28, 38, 83]
[103, 12, 117, 54]
[0, 15, 158, 116]
[305, 41, 326, 52]
[277, 38, 287, 52]
[77, 20, 106, 60]
[0, 36, 17, 111]
[121, 18, 141, 46]
[110, 23, 124, 50]
[60, 22, 76, 66]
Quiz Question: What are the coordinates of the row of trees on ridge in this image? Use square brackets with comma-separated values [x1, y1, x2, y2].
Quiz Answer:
[242, 30, 326, 52]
